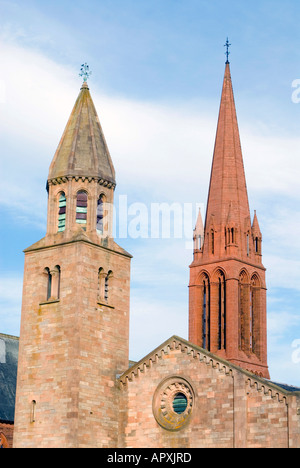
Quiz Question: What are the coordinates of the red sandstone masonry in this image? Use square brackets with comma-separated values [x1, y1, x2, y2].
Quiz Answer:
[189, 63, 269, 379]
[13, 237, 131, 448]
[118, 337, 300, 448]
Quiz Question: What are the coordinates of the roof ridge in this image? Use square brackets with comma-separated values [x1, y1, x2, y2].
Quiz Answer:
[0, 333, 19, 341]
[119, 335, 298, 397]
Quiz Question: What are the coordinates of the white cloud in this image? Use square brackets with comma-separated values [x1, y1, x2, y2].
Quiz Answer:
[0, 274, 22, 336]
[1, 37, 300, 386]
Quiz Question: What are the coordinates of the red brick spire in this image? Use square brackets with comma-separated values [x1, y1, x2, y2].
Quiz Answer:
[189, 61, 269, 379]
[204, 63, 251, 258]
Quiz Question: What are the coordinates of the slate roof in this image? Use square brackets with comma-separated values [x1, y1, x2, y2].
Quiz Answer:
[48, 81, 116, 186]
[269, 381, 300, 393]
[0, 334, 19, 423]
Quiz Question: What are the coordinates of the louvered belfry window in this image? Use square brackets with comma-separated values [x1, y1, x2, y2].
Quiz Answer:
[76, 191, 88, 226]
[58, 193, 66, 232]
[97, 196, 104, 234]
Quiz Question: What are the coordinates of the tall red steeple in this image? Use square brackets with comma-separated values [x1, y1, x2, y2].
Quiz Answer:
[189, 56, 269, 379]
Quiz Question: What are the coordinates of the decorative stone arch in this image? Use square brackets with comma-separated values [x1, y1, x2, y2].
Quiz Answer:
[251, 272, 261, 288]
[239, 268, 250, 284]
[0, 432, 9, 448]
[211, 267, 227, 282]
[196, 269, 211, 284]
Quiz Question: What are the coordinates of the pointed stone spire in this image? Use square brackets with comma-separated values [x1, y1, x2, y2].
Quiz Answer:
[189, 57, 269, 379]
[252, 210, 262, 236]
[252, 210, 263, 260]
[193, 208, 204, 251]
[48, 80, 115, 186]
[205, 63, 250, 233]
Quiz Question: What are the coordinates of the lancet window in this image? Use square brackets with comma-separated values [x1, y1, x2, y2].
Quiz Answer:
[217, 270, 226, 350]
[250, 274, 261, 357]
[239, 270, 250, 352]
[201, 273, 210, 351]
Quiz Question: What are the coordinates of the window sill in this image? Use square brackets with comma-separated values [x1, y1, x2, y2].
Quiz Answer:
[39, 299, 60, 306]
[97, 301, 115, 309]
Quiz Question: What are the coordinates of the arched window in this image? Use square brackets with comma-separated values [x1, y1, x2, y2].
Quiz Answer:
[97, 195, 104, 234]
[76, 191, 88, 227]
[44, 266, 60, 301]
[58, 192, 66, 232]
[239, 270, 250, 352]
[98, 267, 105, 301]
[211, 230, 215, 255]
[53, 265, 61, 300]
[105, 271, 113, 302]
[254, 236, 262, 255]
[45, 268, 52, 301]
[251, 274, 261, 357]
[30, 400, 36, 423]
[201, 273, 210, 351]
[217, 271, 226, 350]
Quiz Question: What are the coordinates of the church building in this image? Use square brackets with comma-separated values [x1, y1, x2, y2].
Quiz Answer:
[1, 56, 300, 448]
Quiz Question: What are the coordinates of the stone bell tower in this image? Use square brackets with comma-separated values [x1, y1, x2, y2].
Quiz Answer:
[14, 68, 132, 448]
[189, 59, 269, 379]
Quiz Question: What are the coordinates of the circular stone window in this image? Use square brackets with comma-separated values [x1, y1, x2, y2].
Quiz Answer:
[153, 377, 195, 431]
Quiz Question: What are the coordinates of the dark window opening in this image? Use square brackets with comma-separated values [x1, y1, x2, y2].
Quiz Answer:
[172, 393, 188, 414]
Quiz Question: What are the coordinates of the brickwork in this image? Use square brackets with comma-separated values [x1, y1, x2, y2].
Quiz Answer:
[13, 236, 131, 448]
[118, 337, 300, 448]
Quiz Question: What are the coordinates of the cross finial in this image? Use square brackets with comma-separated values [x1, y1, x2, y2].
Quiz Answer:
[224, 38, 231, 64]
[79, 63, 92, 83]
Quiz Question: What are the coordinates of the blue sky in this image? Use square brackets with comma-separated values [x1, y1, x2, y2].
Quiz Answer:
[0, 0, 300, 386]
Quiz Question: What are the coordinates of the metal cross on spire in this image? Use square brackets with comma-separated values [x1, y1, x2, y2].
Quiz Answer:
[79, 63, 92, 83]
[224, 38, 231, 64]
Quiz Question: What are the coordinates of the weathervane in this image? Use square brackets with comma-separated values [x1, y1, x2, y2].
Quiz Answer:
[224, 38, 231, 64]
[79, 63, 92, 83]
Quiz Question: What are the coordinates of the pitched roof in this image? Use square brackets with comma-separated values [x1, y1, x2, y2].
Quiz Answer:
[119, 335, 300, 397]
[0, 334, 19, 423]
[48, 82, 115, 186]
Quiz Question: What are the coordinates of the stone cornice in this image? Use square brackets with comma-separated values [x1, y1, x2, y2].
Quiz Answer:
[47, 175, 116, 190]
[23, 234, 132, 259]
